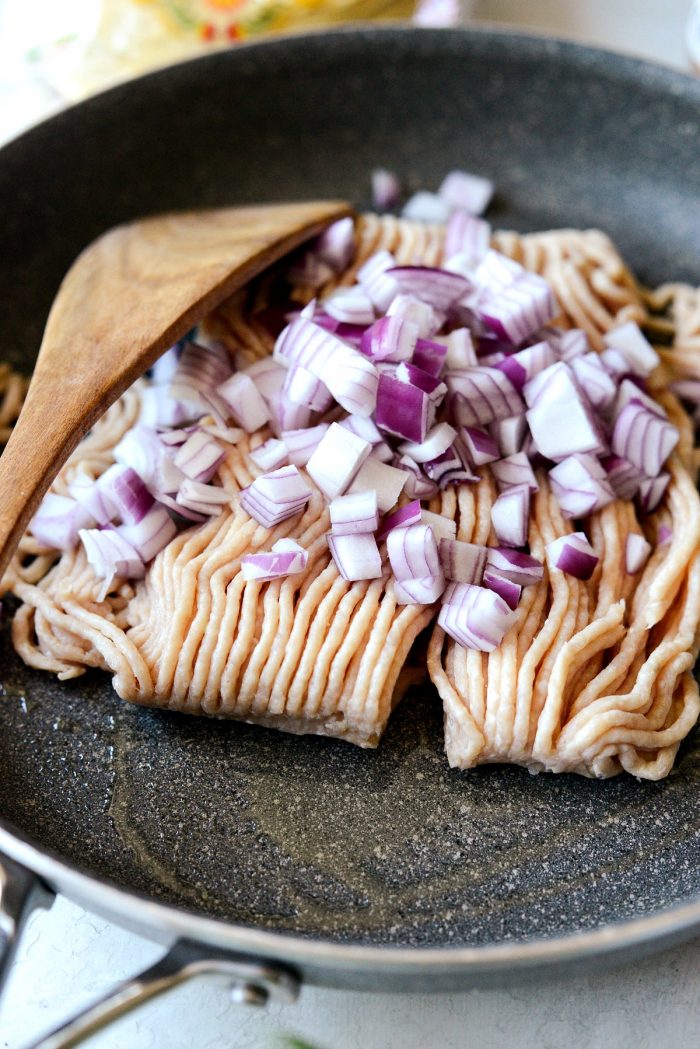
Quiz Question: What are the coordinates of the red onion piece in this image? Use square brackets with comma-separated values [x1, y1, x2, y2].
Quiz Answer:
[439, 170, 494, 216]
[438, 581, 517, 652]
[483, 567, 522, 610]
[438, 328, 477, 370]
[396, 361, 447, 404]
[614, 378, 665, 421]
[371, 169, 401, 211]
[671, 379, 700, 406]
[444, 210, 491, 265]
[570, 352, 617, 411]
[361, 316, 418, 363]
[118, 505, 177, 562]
[356, 250, 400, 312]
[281, 365, 333, 413]
[600, 347, 633, 379]
[489, 415, 527, 458]
[473, 250, 524, 295]
[250, 439, 289, 472]
[460, 426, 499, 466]
[173, 432, 225, 484]
[601, 455, 644, 501]
[315, 217, 355, 274]
[438, 538, 488, 584]
[611, 402, 678, 478]
[153, 492, 207, 524]
[79, 528, 145, 586]
[150, 345, 181, 385]
[658, 525, 673, 545]
[386, 294, 443, 339]
[424, 446, 479, 488]
[286, 251, 335, 289]
[555, 329, 589, 361]
[491, 483, 530, 548]
[491, 453, 539, 493]
[241, 465, 311, 528]
[497, 341, 557, 392]
[393, 574, 446, 605]
[139, 385, 193, 429]
[478, 273, 558, 345]
[323, 287, 375, 325]
[486, 547, 543, 586]
[200, 423, 244, 444]
[241, 538, 308, 582]
[603, 321, 659, 378]
[387, 523, 440, 582]
[330, 490, 379, 536]
[399, 422, 456, 464]
[401, 191, 450, 224]
[168, 341, 231, 424]
[347, 458, 408, 513]
[447, 366, 524, 427]
[386, 266, 472, 311]
[397, 455, 439, 500]
[525, 362, 607, 461]
[376, 500, 423, 542]
[375, 374, 430, 443]
[306, 422, 371, 500]
[217, 372, 271, 432]
[242, 358, 287, 402]
[176, 479, 229, 516]
[282, 424, 329, 467]
[625, 533, 651, 574]
[637, 473, 670, 514]
[327, 532, 382, 581]
[548, 453, 615, 518]
[412, 338, 449, 377]
[420, 509, 457, 543]
[547, 532, 598, 580]
[338, 414, 384, 445]
[100, 465, 154, 525]
[31, 494, 95, 552]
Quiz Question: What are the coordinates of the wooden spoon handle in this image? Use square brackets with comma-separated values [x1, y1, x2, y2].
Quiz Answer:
[0, 201, 351, 581]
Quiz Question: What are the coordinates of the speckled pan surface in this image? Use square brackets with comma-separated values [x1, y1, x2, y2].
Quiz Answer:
[2, 26, 700, 970]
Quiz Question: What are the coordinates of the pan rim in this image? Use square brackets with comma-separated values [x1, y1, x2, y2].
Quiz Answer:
[4, 23, 700, 981]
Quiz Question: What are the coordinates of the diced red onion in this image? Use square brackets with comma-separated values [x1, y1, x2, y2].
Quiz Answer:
[376, 500, 423, 542]
[601, 455, 643, 501]
[491, 483, 530, 547]
[555, 329, 589, 362]
[371, 168, 401, 211]
[371, 441, 395, 464]
[483, 567, 521, 610]
[637, 473, 670, 514]
[447, 367, 523, 427]
[478, 273, 558, 345]
[439, 170, 494, 216]
[327, 531, 382, 581]
[546, 532, 598, 580]
[282, 365, 333, 413]
[600, 347, 633, 379]
[173, 431, 225, 484]
[242, 358, 287, 402]
[250, 439, 288, 472]
[387, 523, 440, 582]
[356, 250, 400, 313]
[347, 458, 408, 512]
[658, 525, 673, 545]
[168, 341, 231, 423]
[361, 316, 418, 363]
[489, 415, 527, 458]
[323, 287, 375, 325]
[31, 494, 95, 552]
[150, 345, 181, 385]
[614, 377, 666, 421]
[397, 455, 439, 499]
[286, 251, 335, 289]
[525, 362, 607, 460]
[460, 426, 499, 465]
[497, 341, 556, 392]
[412, 338, 448, 377]
[611, 402, 678, 478]
[241, 465, 311, 528]
[671, 379, 700, 406]
[114, 425, 167, 487]
[118, 504, 177, 562]
[386, 266, 472, 311]
[176, 479, 230, 516]
[396, 361, 447, 404]
[200, 423, 244, 444]
[338, 414, 383, 445]
[153, 492, 207, 523]
[625, 533, 651, 574]
[444, 210, 491, 265]
[473, 250, 524, 295]
[486, 547, 543, 586]
[157, 429, 188, 447]
[330, 490, 379, 536]
[393, 574, 446, 605]
[420, 509, 457, 543]
[241, 538, 308, 582]
[79, 528, 145, 586]
[424, 446, 479, 488]
[100, 465, 154, 525]
[315, 217, 355, 274]
[491, 452, 539, 492]
[375, 374, 430, 443]
[386, 294, 442, 339]
[439, 538, 487, 584]
[570, 352, 617, 411]
[139, 385, 193, 429]
[399, 422, 456, 464]
[217, 372, 271, 432]
[401, 191, 450, 224]
[437, 328, 477, 370]
[438, 581, 517, 652]
[548, 453, 615, 518]
[282, 424, 329, 467]
[603, 321, 659, 378]
[306, 421, 371, 500]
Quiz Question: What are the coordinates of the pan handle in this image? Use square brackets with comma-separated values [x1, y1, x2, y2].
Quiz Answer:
[24, 938, 300, 1049]
[0, 852, 54, 998]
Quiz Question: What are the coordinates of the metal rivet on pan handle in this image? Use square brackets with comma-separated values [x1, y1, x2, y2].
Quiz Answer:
[19, 938, 300, 1049]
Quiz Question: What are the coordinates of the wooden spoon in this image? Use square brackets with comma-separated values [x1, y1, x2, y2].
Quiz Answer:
[0, 200, 351, 580]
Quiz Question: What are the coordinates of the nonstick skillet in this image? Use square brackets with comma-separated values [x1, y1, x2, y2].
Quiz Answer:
[2, 26, 700, 1047]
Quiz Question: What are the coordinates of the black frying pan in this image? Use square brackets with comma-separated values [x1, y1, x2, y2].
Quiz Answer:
[2, 25, 700, 1044]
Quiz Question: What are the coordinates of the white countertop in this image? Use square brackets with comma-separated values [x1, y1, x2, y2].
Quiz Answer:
[2, 2, 700, 1047]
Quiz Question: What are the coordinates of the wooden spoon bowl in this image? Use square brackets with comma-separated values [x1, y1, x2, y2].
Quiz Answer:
[0, 200, 351, 579]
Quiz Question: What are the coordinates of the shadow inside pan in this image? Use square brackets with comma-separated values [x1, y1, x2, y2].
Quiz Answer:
[2, 27, 700, 950]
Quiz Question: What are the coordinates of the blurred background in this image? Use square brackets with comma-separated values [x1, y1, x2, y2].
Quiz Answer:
[2, 2, 700, 1048]
[0, 0, 697, 147]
